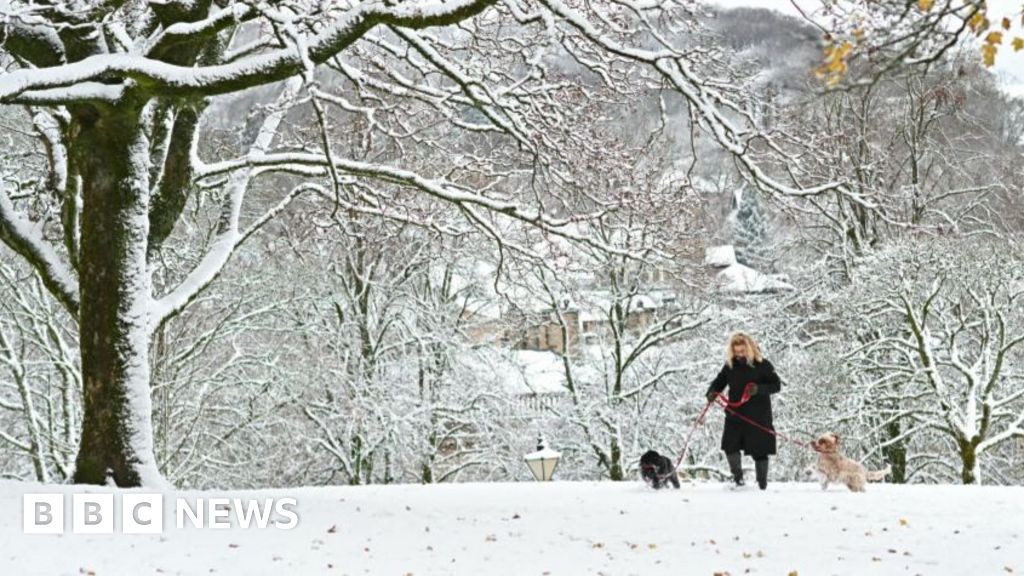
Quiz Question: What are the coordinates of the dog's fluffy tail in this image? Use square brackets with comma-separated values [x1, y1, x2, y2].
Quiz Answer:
[867, 465, 891, 482]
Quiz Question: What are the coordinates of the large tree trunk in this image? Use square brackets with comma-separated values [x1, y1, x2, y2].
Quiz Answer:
[71, 104, 162, 487]
[881, 419, 907, 484]
[608, 437, 623, 481]
[958, 437, 980, 485]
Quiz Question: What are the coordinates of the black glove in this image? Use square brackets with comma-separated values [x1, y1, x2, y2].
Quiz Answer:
[747, 383, 759, 396]
[705, 390, 717, 403]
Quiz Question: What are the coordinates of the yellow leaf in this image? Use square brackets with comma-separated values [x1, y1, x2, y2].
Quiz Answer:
[788, 572, 799, 576]
[899, 517, 909, 526]
[982, 42, 998, 66]
[918, 0, 934, 10]
[817, 40, 854, 86]
[986, 31, 1004, 44]
[1013, 37, 1024, 52]
[969, 12, 989, 33]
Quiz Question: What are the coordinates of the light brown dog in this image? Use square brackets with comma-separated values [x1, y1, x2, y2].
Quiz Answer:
[810, 432, 890, 492]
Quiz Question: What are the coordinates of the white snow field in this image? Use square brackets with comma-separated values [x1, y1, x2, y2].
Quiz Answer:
[2, 480, 1022, 575]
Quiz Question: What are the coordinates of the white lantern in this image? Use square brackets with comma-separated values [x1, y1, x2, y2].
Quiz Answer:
[524, 436, 561, 481]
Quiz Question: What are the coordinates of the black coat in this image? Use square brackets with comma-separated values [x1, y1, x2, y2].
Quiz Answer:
[706, 357, 782, 457]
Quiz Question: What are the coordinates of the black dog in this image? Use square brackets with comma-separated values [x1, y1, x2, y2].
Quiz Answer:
[639, 450, 679, 489]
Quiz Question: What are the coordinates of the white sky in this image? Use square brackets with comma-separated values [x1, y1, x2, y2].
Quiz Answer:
[713, 0, 1024, 96]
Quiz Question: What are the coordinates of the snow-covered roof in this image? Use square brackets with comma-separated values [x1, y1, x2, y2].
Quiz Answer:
[569, 291, 663, 322]
[716, 263, 794, 294]
[705, 245, 738, 268]
[507, 350, 567, 395]
[464, 347, 568, 396]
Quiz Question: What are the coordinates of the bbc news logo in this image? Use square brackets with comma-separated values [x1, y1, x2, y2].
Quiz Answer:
[23, 493, 298, 534]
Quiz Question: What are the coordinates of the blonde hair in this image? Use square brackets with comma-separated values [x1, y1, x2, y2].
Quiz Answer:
[725, 331, 763, 368]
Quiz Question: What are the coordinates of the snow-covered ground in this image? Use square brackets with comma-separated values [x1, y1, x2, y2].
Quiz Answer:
[2, 480, 1022, 575]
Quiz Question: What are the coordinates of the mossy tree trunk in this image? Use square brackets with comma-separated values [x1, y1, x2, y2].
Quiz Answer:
[70, 103, 161, 486]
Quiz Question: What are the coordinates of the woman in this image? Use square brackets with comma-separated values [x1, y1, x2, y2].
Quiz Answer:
[705, 331, 782, 490]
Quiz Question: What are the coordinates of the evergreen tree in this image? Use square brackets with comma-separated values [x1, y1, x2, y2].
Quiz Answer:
[731, 186, 773, 272]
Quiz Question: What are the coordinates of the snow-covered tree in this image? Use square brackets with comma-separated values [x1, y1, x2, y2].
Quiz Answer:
[839, 237, 1024, 485]
[0, 256, 78, 482]
[2, 0, 855, 486]
[731, 184, 773, 272]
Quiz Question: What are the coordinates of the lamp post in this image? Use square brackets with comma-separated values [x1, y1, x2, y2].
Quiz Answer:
[523, 436, 561, 481]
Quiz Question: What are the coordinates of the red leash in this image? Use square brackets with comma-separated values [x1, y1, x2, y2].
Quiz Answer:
[712, 391, 815, 451]
[668, 384, 817, 478]
[670, 397, 717, 473]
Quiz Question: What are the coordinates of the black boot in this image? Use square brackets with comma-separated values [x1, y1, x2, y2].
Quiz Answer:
[755, 458, 769, 490]
[726, 452, 744, 486]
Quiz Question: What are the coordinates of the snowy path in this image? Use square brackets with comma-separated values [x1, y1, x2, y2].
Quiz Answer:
[1, 480, 1022, 575]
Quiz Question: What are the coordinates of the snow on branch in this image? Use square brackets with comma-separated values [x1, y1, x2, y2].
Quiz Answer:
[535, 0, 863, 206]
[150, 78, 305, 328]
[0, 0, 497, 103]
[0, 180, 79, 315]
[196, 151, 634, 258]
[13, 82, 126, 105]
